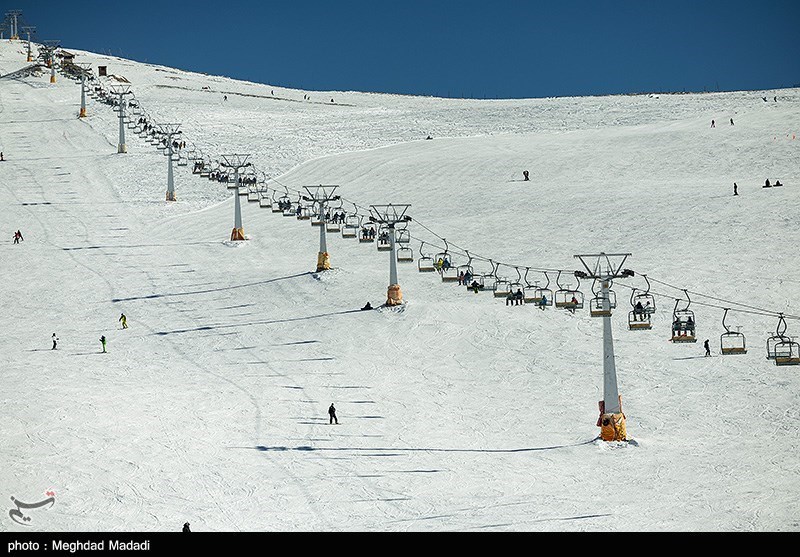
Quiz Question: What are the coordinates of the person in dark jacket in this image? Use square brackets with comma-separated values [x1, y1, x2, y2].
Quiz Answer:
[183, 522, 191, 532]
[328, 403, 338, 425]
[704, 339, 711, 357]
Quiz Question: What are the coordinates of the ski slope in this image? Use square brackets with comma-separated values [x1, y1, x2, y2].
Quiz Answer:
[1, 39, 799, 532]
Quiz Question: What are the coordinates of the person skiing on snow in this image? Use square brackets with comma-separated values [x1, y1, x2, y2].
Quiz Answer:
[704, 339, 711, 356]
[730, 118, 734, 126]
[182, 522, 191, 532]
[733, 182, 738, 196]
[52, 333, 58, 350]
[328, 403, 338, 425]
[13, 231, 20, 244]
[523, 170, 529, 181]
[100, 335, 107, 353]
[711, 120, 715, 128]
[119, 313, 128, 329]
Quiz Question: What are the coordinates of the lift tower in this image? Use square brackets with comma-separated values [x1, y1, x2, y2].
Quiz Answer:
[574, 252, 634, 441]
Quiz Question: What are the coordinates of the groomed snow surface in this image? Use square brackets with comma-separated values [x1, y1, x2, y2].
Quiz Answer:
[1, 40, 799, 532]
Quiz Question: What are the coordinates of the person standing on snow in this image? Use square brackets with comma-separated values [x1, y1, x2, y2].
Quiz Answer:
[704, 339, 711, 357]
[52, 333, 58, 350]
[523, 170, 529, 181]
[733, 182, 738, 196]
[730, 118, 734, 126]
[711, 120, 715, 128]
[100, 335, 107, 353]
[328, 403, 338, 425]
[119, 313, 128, 329]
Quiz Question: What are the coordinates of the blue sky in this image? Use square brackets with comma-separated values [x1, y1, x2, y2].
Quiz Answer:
[4, 1, 799, 98]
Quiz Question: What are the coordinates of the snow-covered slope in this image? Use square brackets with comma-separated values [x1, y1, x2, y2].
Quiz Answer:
[1, 39, 799, 532]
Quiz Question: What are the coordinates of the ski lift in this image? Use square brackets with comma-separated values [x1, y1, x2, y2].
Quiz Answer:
[259, 186, 272, 208]
[341, 212, 359, 238]
[360, 220, 377, 242]
[589, 278, 617, 317]
[774, 338, 800, 366]
[326, 199, 344, 232]
[767, 314, 790, 360]
[417, 241, 435, 272]
[632, 275, 656, 315]
[296, 197, 313, 220]
[395, 227, 411, 244]
[457, 251, 475, 288]
[554, 271, 584, 310]
[492, 262, 512, 298]
[435, 239, 458, 282]
[719, 308, 747, 355]
[282, 194, 297, 216]
[397, 245, 414, 263]
[508, 268, 526, 303]
[529, 270, 553, 307]
[376, 225, 392, 251]
[480, 261, 498, 293]
[270, 191, 283, 213]
[670, 290, 696, 343]
[628, 288, 652, 330]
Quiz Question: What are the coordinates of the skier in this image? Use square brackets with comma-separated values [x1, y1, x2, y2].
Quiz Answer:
[13, 231, 20, 244]
[523, 170, 529, 181]
[119, 313, 128, 329]
[16, 230, 23, 242]
[733, 182, 738, 196]
[514, 288, 524, 305]
[328, 403, 338, 425]
[52, 333, 58, 350]
[730, 118, 734, 126]
[361, 302, 373, 311]
[506, 291, 514, 306]
[765, 178, 771, 188]
[0, 152, 4, 161]
[711, 120, 715, 128]
[100, 335, 107, 353]
[774, 180, 783, 187]
[471, 280, 480, 293]
[539, 295, 548, 310]
[704, 339, 711, 357]
[223, 95, 227, 101]
[634, 300, 644, 320]
[182, 522, 191, 532]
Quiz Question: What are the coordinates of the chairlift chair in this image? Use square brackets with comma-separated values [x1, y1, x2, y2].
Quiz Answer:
[554, 271, 584, 310]
[628, 288, 651, 329]
[490, 261, 511, 297]
[456, 252, 475, 287]
[296, 202, 313, 220]
[259, 188, 272, 209]
[767, 314, 790, 360]
[417, 242, 435, 272]
[633, 275, 657, 316]
[774, 339, 800, 366]
[529, 271, 554, 307]
[360, 222, 376, 242]
[395, 228, 411, 244]
[270, 192, 283, 213]
[377, 225, 392, 251]
[670, 292, 697, 343]
[720, 309, 746, 355]
[282, 196, 297, 216]
[326, 214, 342, 233]
[341, 213, 359, 238]
[508, 268, 526, 303]
[397, 246, 414, 263]
[589, 279, 617, 317]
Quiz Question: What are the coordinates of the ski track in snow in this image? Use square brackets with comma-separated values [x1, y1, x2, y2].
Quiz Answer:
[1, 41, 799, 532]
